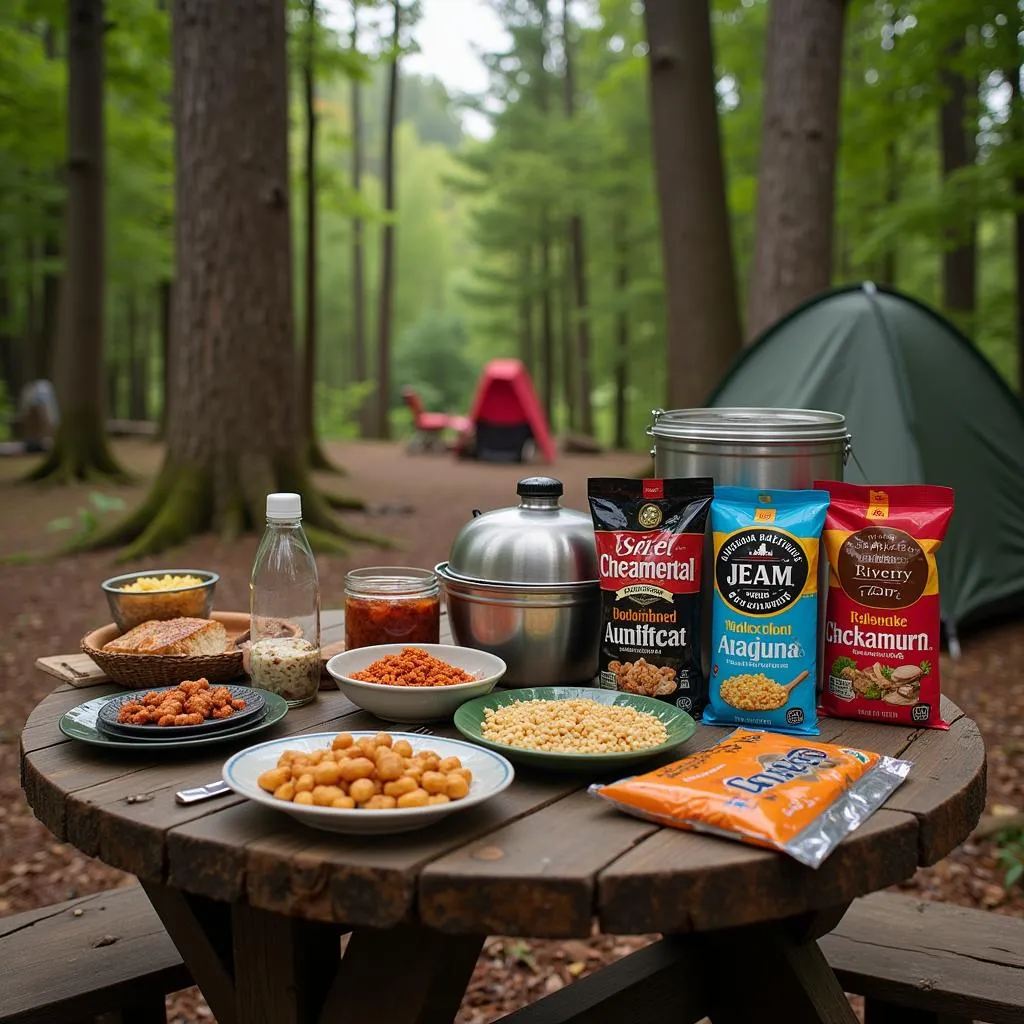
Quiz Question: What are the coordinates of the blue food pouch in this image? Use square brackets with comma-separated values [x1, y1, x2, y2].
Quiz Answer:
[704, 486, 830, 736]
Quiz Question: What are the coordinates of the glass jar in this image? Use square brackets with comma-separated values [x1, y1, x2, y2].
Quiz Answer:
[249, 493, 321, 707]
[344, 567, 440, 651]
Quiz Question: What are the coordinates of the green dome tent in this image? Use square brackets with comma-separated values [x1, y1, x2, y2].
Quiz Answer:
[708, 282, 1024, 649]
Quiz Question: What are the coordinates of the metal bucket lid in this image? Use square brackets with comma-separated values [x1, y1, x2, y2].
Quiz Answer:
[650, 407, 848, 444]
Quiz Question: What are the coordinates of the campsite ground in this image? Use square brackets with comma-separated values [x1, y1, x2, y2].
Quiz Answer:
[1, 439, 1022, 1023]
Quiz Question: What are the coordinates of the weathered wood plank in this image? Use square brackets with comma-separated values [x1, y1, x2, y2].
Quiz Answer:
[317, 924, 484, 1024]
[419, 786, 658, 937]
[20, 683, 122, 751]
[0, 885, 191, 1024]
[597, 808, 918, 934]
[243, 772, 581, 928]
[821, 891, 1024, 1024]
[882, 714, 986, 864]
[418, 727, 732, 938]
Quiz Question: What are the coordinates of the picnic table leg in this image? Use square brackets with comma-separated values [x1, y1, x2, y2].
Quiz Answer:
[702, 922, 858, 1024]
[317, 923, 485, 1024]
[142, 883, 239, 1024]
[231, 901, 345, 1024]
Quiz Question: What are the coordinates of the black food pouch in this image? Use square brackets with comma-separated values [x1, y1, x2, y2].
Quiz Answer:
[588, 477, 714, 715]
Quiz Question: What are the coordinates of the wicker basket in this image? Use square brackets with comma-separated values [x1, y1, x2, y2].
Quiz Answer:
[81, 611, 249, 689]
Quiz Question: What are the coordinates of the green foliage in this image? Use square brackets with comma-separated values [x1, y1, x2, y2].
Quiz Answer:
[392, 311, 478, 413]
[996, 825, 1024, 889]
[46, 491, 127, 541]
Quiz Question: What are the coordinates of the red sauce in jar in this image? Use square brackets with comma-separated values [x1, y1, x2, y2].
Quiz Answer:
[343, 568, 440, 650]
[345, 594, 440, 650]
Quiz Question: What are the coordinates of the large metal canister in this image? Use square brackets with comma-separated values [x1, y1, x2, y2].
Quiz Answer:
[648, 407, 850, 487]
[648, 407, 851, 685]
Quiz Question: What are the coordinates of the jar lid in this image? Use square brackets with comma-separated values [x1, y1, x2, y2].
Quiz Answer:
[444, 477, 598, 586]
[650, 407, 848, 444]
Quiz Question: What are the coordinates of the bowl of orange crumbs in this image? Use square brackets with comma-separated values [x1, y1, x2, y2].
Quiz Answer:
[325, 644, 506, 722]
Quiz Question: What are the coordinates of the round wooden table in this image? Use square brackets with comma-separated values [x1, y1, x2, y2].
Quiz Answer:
[22, 619, 985, 1024]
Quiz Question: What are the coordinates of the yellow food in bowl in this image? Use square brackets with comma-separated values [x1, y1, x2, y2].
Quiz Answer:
[120, 574, 206, 592]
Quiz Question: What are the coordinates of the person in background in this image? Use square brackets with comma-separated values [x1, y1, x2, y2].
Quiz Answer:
[16, 380, 60, 453]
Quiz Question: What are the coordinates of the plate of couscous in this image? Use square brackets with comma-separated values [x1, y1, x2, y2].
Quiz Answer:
[453, 687, 697, 772]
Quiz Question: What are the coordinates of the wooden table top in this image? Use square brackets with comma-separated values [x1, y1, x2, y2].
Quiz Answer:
[22, 611, 986, 939]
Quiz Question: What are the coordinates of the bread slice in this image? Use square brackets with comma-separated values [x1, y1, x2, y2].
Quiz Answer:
[104, 617, 229, 656]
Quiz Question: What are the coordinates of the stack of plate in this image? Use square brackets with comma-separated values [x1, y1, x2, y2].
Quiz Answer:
[60, 685, 289, 751]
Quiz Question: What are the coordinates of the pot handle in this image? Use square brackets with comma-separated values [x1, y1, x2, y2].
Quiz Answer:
[471, 509, 483, 518]
[645, 407, 664, 439]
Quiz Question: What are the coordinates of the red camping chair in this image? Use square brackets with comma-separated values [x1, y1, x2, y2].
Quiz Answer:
[401, 388, 469, 453]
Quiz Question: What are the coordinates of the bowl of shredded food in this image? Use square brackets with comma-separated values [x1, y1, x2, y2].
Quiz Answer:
[453, 687, 697, 771]
[325, 644, 506, 722]
[101, 569, 219, 632]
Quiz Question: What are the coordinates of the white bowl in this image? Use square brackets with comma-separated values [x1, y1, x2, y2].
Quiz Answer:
[222, 731, 514, 834]
[325, 643, 506, 722]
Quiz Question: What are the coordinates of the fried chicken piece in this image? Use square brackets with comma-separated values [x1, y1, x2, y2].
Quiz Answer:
[140, 691, 165, 707]
[157, 714, 178, 726]
[174, 713, 204, 726]
[183, 695, 211, 715]
[210, 705, 234, 719]
[231, 698, 246, 710]
[209, 687, 232, 704]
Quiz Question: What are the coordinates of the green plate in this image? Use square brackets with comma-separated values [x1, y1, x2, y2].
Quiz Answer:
[59, 689, 289, 751]
[453, 686, 697, 772]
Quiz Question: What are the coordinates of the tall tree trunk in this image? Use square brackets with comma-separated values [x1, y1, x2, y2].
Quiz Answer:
[158, 278, 171, 434]
[23, 238, 39, 380]
[1010, 60, 1023, 394]
[939, 41, 977, 327]
[559, 250, 576, 434]
[82, 0, 377, 557]
[880, 136, 898, 286]
[644, 0, 743, 406]
[539, 215, 555, 425]
[746, 0, 847, 340]
[613, 207, 630, 451]
[40, 19, 61, 383]
[373, 0, 401, 441]
[561, 0, 592, 436]
[302, 0, 336, 471]
[27, 0, 126, 482]
[537, 0, 554, 425]
[350, 1, 369, 436]
[0, 262, 19, 409]
[126, 289, 148, 421]
[518, 248, 535, 376]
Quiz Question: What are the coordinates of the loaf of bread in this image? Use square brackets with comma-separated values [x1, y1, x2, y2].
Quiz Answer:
[103, 617, 229, 656]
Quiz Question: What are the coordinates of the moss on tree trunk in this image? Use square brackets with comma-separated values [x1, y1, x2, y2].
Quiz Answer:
[71, 0, 381, 559]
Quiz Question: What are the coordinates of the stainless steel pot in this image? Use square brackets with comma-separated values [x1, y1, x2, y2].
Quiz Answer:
[436, 477, 600, 686]
[648, 407, 851, 488]
[434, 568, 601, 686]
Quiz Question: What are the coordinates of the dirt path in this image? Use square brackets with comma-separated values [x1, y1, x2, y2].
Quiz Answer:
[0, 440, 1021, 1023]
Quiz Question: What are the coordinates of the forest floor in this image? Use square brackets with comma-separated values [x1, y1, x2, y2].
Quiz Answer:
[0, 438, 1022, 1023]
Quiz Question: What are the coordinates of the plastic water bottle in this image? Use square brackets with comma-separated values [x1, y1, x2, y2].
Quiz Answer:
[248, 492, 321, 706]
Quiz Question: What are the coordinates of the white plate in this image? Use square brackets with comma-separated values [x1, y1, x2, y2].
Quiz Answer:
[325, 644, 506, 722]
[222, 731, 515, 835]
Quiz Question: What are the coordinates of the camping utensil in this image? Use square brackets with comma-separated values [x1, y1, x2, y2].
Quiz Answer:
[175, 780, 231, 805]
[436, 477, 601, 686]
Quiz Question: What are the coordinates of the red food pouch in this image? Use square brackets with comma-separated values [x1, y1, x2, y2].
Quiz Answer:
[815, 481, 954, 729]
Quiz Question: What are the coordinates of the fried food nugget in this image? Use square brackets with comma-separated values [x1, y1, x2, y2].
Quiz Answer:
[118, 678, 240, 727]
[269, 735, 473, 812]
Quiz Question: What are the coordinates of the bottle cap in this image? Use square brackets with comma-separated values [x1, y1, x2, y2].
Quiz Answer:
[266, 492, 302, 521]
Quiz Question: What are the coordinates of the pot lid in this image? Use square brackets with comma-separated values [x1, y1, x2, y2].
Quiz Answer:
[650, 407, 848, 444]
[446, 477, 598, 585]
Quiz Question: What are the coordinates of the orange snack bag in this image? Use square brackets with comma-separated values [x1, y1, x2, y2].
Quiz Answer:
[590, 728, 911, 867]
